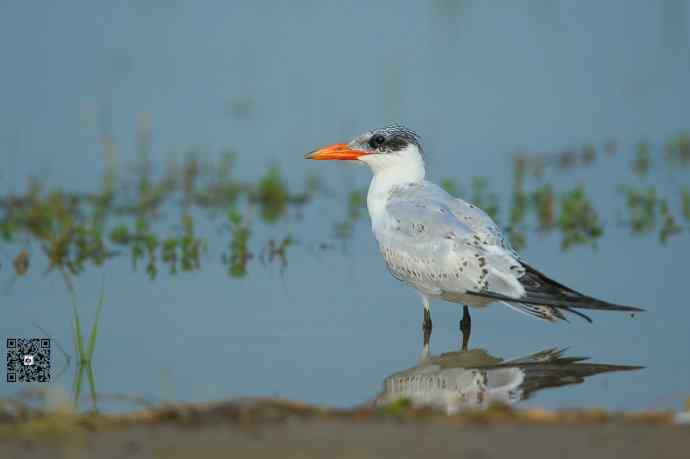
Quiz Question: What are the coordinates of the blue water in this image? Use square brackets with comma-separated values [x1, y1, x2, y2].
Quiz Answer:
[1, 0, 690, 412]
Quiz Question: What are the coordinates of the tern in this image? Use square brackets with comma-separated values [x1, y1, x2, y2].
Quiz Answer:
[306, 125, 643, 335]
[377, 346, 641, 414]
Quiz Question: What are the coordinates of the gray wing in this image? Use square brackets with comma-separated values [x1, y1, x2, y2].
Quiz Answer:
[376, 182, 526, 299]
[379, 182, 644, 321]
[393, 182, 513, 251]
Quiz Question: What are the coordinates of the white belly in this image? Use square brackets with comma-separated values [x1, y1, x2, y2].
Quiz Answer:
[379, 243, 491, 307]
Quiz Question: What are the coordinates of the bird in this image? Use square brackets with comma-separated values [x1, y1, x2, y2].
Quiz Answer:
[305, 124, 644, 335]
[376, 345, 641, 414]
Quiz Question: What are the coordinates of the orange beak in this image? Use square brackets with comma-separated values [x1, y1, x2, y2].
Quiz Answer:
[305, 143, 369, 161]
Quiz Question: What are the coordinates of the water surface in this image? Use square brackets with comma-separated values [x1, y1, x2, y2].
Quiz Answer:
[1, 1, 690, 413]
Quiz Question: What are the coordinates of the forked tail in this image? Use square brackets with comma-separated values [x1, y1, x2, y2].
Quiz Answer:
[469, 263, 644, 323]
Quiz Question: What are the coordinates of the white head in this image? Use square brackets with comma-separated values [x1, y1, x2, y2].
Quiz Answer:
[306, 125, 426, 183]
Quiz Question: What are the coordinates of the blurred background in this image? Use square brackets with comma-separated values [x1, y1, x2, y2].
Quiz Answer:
[1, 1, 689, 413]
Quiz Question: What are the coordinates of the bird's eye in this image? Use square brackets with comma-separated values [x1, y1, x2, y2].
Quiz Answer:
[369, 134, 386, 149]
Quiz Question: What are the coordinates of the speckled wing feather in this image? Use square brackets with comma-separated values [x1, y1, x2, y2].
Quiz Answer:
[375, 181, 526, 301]
[392, 182, 514, 250]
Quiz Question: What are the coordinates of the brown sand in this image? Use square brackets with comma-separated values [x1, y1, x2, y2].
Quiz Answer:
[1, 399, 688, 459]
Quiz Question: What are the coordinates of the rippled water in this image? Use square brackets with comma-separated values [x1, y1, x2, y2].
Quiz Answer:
[1, 1, 690, 413]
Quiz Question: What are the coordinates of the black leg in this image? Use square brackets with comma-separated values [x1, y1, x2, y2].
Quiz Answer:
[460, 305, 471, 351]
[423, 308, 432, 334]
[423, 320, 431, 350]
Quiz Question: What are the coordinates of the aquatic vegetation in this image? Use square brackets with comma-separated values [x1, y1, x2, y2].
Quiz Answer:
[179, 215, 203, 272]
[682, 187, 690, 222]
[658, 199, 681, 244]
[127, 218, 160, 280]
[70, 287, 104, 366]
[0, 152, 315, 280]
[13, 250, 29, 276]
[333, 189, 366, 243]
[253, 166, 289, 224]
[376, 397, 412, 417]
[260, 236, 294, 271]
[440, 178, 459, 195]
[532, 184, 556, 232]
[665, 132, 690, 166]
[519, 142, 604, 178]
[1, 130, 689, 281]
[69, 285, 105, 410]
[224, 209, 251, 278]
[159, 215, 204, 275]
[557, 187, 603, 250]
[633, 142, 652, 177]
[508, 157, 528, 250]
[620, 185, 657, 234]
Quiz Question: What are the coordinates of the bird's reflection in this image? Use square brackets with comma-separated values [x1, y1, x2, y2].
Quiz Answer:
[377, 329, 642, 414]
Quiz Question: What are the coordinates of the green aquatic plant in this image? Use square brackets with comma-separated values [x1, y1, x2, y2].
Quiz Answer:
[0, 220, 13, 241]
[508, 157, 528, 250]
[348, 189, 366, 221]
[180, 214, 203, 272]
[158, 214, 204, 275]
[665, 131, 690, 166]
[69, 285, 105, 411]
[225, 209, 251, 278]
[161, 237, 178, 274]
[254, 166, 289, 224]
[376, 398, 412, 417]
[620, 185, 657, 234]
[0, 154, 316, 280]
[13, 250, 29, 276]
[658, 199, 681, 244]
[127, 217, 160, 279]
[532, 184, 556, 232]
[682, 187, 690, 222]
[2, 129, 690, 284]
[440, 178, 459, 196]
[182, 153, 200, 205]
[108, 224, 130, 245]
[193, 151, 242, 209]
[557, 186, 603, 250]
[261, 236, 294, 270]
[633, 142, 651, 177]
[333, 189, 367, 243]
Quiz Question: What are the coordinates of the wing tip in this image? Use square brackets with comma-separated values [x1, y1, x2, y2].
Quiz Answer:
[468, 289, 646, 316]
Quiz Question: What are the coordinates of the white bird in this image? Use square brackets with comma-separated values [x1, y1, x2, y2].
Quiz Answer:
[376, 346, 641, 414]
[306, 125, 643, 332]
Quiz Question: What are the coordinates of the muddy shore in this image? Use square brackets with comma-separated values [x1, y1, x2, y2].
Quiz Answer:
[1, 399, 688, 459]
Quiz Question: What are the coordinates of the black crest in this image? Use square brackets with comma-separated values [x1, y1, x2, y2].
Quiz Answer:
[370, 125, 421, 152]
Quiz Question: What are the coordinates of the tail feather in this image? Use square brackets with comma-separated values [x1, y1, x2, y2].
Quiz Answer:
[470, 262, 644, 319]
[500, 301, 592, 323]
[558, 306, 593, 323]
[500, 301, 564, 322]
[520, 263, 644, 312]
[470, 289, 643, 313]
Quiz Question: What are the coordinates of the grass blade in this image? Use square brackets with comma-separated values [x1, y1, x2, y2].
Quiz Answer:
[86, 284, 105, 361]
[73, 363, 85, 409]
[86, 364, 97, 412]
[70, 291, 85, 363]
